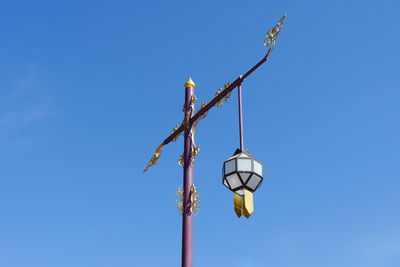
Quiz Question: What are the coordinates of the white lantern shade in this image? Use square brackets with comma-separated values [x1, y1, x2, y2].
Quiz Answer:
[235, 189, 244, 197]
[224, 159, 236, 175]
[223, 179, 230, 188]
[226, 173, 241, 190]
[222, 149, 264, 195]
[237, 158, 252, 172]
[253, 160, 263, 176]
[239, 173, 251, 183]
[246, 174, 262, 191]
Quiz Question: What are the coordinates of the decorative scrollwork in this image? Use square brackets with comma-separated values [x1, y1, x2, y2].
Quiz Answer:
[175, 184, 200, 216]
[176, 185, 184, 214]
[178, 154, 184, 166]
[171, 124, 180, 142]
[190, 184, 200, 216]
[191, 95, 197, 109]
[173, 95, 195, 145]
[191, 145, 200, 166]
[215, 88, 223, 107]
[199, 102, 209, 119]
[264, 14, 286, 59]
[223, 82, 231, 103]
[214, 82, 232, 107]
[177, 94, 199, 167]
[178, 144, 200, 167]
[190, 118, 201, 155]
[143, 143, 164, 173]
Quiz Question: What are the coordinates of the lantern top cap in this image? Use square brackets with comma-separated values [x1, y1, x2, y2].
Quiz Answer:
[233, 148, 252, 157]
[226, 148, 252, 161]
[185, 77, 196, 88]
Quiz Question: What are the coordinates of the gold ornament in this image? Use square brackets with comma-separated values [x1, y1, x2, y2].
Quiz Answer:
[233, 189, 254, 219]
[176, 184, 200, 216]
[264, 14, 286, 59]
[143, 144, 164, 173]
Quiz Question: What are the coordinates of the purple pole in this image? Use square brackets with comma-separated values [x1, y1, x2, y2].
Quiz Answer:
[238, 82, 244, 151]
[182, 78, 195, 267]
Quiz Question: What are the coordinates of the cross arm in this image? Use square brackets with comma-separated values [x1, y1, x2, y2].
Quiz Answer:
[143, 14, 286, 173]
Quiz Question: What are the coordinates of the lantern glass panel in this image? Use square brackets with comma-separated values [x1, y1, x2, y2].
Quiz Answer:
[237, 158, 252, 172]
[235, 189, 244, 197]
[223, 178, 230, 189]
[254, 161, 263, 177]
[226, 173, 241, 190]
[246, 174, 262, 191]
[224, 159, 236, 174]
[239, 173, 251, 183]
[255, 180, 262, 190]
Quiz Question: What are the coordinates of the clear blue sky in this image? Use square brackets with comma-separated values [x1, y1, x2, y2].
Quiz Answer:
[1, 0, 399, 266]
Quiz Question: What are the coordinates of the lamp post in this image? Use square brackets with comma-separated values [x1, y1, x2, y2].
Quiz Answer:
[181, 78, 195, 267]
[143, 14, 286, 267]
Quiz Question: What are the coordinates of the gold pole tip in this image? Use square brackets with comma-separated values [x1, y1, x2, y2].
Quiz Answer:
[185, 77, 195, 88]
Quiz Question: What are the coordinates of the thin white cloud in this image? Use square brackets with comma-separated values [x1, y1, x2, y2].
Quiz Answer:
[380, 237, 400, 254]
[0, 104, 53, 132]
[0, 63, 55, 133]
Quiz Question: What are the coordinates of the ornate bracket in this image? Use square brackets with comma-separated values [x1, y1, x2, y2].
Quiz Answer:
[190, 95, 197, 110]
[190, 184, 200, 216]
[176, 185, 184, 214]
[214, 82, 231, 107]
[264, 14, 286, 59]
[178, 144, 200, 167]
[176, 184, 200, 216]
[171, 124, 180, 142]
[191, 145, 200, 166]
[173, 95, 196, 144]
[143, 144, 164, 173]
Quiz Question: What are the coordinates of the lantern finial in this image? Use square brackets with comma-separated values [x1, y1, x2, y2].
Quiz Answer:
[185, 77, 195, 88]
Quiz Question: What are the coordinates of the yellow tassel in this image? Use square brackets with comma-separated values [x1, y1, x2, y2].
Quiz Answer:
[234, 193, 242, 218]
[243, 189, 254, 218]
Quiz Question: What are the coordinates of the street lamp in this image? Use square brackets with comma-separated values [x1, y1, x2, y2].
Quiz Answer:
[143, 14, 286, 267]
[223, 149, 263, 218]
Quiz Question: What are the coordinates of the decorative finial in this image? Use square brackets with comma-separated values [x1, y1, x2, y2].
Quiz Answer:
[185, 77, 195, 88]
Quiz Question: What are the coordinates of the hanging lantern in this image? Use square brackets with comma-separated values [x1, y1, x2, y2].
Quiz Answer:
[222, 149, 263, 218]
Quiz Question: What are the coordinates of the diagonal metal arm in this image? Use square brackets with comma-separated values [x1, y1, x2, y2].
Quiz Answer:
[143, 14, 286, 173]
[163, 13, 286, 146]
